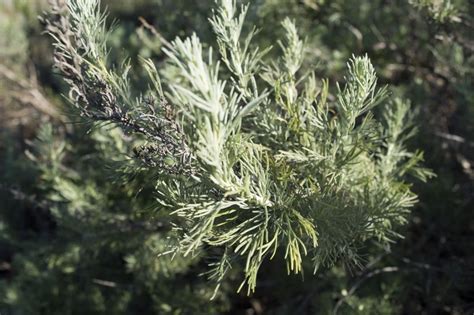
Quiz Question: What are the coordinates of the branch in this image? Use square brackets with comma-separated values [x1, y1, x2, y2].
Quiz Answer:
[333, 266, 400, 314]
[0, 64, 61, 120]
[138, 16, 173, 49]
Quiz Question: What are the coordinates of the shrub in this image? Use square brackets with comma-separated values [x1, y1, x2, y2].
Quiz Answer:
[42, 0, 432, 296]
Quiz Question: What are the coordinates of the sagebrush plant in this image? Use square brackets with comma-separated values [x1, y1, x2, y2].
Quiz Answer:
[43, 0, 433, 295]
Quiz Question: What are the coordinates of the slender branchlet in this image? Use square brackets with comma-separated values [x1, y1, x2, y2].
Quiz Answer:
[42, 0, 191, 174]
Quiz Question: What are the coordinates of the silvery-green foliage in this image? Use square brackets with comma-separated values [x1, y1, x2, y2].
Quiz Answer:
[409, 0, 460, 22]
[45, 0, 433, 295]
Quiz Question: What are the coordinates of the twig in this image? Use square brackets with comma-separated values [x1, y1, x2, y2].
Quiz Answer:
[435, 131, 474, 147]
[333, 266, 400, 314]
[138, 16, 173, 49]
[92, 279, 118, 288]
[0, 64, 61, 120]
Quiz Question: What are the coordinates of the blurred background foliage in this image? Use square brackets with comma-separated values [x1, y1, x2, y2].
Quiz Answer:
[0, 0, 473, 314]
